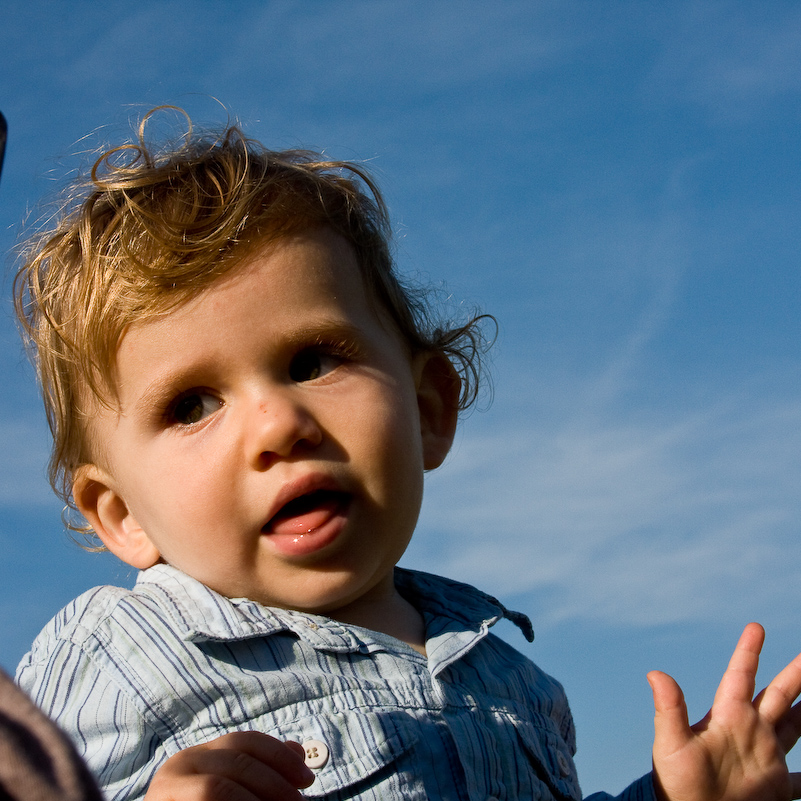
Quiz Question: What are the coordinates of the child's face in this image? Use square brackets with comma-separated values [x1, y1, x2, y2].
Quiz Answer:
[75, 228, 455, 615]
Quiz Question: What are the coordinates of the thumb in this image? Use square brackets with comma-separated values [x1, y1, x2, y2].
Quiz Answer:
[648, 670, 693, 756]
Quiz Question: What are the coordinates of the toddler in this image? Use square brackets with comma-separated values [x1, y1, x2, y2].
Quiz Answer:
[13, 109, 801, 801]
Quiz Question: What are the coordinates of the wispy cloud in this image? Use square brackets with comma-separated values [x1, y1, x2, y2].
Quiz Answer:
[647, 2, 801, 121]
[410, 387, 801, 629]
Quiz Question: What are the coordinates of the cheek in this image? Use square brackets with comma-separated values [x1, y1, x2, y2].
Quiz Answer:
[360, 387, 425, 486]
[117, 454, 215, 536]
[356, 376, 419, 437]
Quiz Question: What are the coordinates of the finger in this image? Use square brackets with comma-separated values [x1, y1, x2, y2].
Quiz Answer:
[285, 740, 306, 760]
[206, 731, 314, 787]
[173, 732, 314, 797]
[205, 731, 314, 787]
[145, 733, 315, 801]
[648, 670, 693, 752]
[754, 650, 801, 726]
[183, 749, 311, 799]
[712, 623, 764, 707]
[147, 772, 275, 801]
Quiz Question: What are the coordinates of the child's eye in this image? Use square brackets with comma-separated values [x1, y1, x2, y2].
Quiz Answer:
[288, 350, 341, 383]
[169, 392, 223, 425]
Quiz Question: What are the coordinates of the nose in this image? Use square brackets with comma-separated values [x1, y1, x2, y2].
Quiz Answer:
[245, 389, 323, 468]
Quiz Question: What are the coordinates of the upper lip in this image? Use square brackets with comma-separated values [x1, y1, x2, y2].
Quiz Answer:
[262, 472, 349, 532]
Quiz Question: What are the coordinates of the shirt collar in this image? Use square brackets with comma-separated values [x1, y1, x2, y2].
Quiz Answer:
[135, 565, 363, 652]
[394, 567, 534, 676]
[395, 567, 534, 641]
[135, 563, 534, 664]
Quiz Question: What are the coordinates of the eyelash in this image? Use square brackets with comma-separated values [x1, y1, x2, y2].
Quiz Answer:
[164, 390, 222, 427]
[306, 336, 361, 362]
[289, 339, 359, 381]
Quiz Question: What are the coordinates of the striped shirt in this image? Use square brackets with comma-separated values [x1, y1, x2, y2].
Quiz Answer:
[17, 564, 654, 801]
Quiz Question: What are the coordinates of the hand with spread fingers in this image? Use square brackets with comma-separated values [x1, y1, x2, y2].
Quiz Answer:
[648, 623, 801, 801]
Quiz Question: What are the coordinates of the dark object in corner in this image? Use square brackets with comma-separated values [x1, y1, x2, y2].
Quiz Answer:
[0, 112, 6, 185]
[0, 668, 102, 801]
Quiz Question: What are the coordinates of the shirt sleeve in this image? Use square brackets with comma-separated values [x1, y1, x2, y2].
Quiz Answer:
[16, 634, 162, 801]
[585, 772, 657, 801]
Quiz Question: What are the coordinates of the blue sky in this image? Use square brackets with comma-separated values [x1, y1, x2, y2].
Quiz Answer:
[2, 1, 801, 794]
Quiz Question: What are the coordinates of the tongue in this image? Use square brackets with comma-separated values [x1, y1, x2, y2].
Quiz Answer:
[268, 495, 341, 537]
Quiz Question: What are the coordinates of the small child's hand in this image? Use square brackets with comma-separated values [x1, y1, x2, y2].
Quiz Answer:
[143, 731, 315, 801]
[648, 622, 801, 801]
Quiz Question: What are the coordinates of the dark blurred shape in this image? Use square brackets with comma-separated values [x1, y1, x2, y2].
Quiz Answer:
[0, 111, 6, 185]
[0, 669, 102, 801]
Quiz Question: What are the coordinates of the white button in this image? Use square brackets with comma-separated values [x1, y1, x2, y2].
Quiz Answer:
[556, 750, 571, 776]
[302, 739, 329, 769]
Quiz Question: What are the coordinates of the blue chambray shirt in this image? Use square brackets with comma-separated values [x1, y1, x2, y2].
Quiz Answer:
[17, 564, 654, 801]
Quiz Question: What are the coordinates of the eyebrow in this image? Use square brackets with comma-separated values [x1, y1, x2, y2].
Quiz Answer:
[283, 320, 366, 347]
[130, 370, 199, 421]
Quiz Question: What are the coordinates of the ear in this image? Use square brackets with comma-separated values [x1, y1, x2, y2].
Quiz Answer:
[413, 352, 461, 470]
[73, 465, 161, 570]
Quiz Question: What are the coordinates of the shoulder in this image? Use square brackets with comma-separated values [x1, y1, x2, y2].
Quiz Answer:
[16, 566, 204, 705]
[16, 564, 298, 711]
[20, 583, 138, 666]
[15, 579, 169, 710]
[395, 567, 535, 641]
[14, 581, 162, 753]
[19, 563, 282, 667]
[397, 568, 575, 727]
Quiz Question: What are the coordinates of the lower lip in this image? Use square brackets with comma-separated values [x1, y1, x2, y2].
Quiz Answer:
[262, 499, 349, 557]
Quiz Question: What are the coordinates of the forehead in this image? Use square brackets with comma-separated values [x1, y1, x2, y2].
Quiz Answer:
[113, 229, 392, 382]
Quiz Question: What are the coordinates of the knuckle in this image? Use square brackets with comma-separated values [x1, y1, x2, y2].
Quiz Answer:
[230, 749, 257, 777]
[201, 774, 241, 801]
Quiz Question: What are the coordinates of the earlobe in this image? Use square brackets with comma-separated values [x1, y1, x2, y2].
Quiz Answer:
[73, 466, 161, 570]
[414, 352, 461, 470]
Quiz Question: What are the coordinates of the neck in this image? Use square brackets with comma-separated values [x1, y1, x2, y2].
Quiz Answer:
[330, 583, 427, 656]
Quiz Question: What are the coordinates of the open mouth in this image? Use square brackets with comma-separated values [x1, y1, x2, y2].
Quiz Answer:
[264, 489, 350, 537]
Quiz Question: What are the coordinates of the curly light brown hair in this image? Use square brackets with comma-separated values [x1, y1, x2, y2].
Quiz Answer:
[14, 107, 492, 527]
